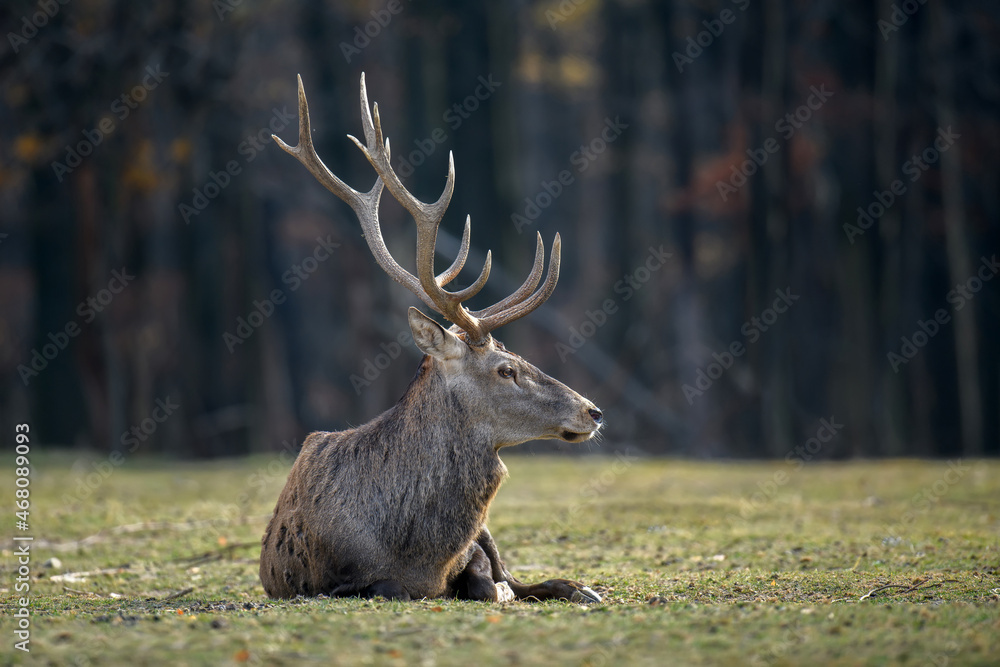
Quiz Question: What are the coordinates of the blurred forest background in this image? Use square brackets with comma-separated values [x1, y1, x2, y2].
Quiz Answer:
[1, 0, 997, 459]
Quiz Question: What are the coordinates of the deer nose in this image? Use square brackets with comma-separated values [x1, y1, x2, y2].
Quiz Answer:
[588, 408, 603, 424]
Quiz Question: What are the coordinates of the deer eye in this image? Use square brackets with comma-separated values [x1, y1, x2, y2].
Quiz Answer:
[498, 366, 515, 379]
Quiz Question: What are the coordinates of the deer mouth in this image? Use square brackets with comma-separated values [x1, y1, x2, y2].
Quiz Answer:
[561, 430, 594, 443]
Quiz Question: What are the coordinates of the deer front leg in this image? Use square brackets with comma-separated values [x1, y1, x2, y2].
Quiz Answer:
[451, 542, 500, 602]
[475, 526, 602, 603]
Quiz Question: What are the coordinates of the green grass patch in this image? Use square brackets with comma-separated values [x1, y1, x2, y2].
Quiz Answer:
[1, 453, 998, 665]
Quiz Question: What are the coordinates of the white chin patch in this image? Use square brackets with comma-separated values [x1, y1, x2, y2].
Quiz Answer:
[495, 581, 515, 603]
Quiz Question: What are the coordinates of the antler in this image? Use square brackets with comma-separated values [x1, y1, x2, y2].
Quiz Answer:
[272, 73, 560, 346]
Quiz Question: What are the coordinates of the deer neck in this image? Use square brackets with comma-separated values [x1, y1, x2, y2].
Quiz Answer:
[376, 357, 507, 503]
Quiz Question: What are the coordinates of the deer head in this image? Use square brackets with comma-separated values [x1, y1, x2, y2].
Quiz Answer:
[272, 73, 603, 447]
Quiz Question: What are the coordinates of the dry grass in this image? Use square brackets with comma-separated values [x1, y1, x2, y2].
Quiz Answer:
[1, 452, 998, 665]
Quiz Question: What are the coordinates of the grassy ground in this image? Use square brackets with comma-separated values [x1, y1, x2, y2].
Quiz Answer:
[1, 451, 997, 666]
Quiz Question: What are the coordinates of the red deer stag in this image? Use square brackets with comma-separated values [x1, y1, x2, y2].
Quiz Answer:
[260, 73, 604, 603]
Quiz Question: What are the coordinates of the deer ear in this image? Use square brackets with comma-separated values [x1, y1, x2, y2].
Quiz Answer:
[408, 307, 467, 360]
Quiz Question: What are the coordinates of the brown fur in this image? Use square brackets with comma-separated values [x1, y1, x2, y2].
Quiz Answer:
[260, 313, 603, 602]
[266, 74, 602, 602]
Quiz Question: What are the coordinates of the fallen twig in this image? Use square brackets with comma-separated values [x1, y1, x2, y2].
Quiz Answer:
[902, 581, 942, 594]
[858, 584, 905, 601]
[50, 565, 132, 583]
[176, 541, 260, 565]
[858, 579, 956, 601]
[162, 587, 195, 601]
[26, 517, 271, 553]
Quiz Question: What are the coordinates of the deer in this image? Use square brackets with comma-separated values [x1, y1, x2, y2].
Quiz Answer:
[260, 73, 604, 604]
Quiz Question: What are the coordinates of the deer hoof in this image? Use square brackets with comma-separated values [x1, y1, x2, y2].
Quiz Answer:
[570, 586, 602, 604]
[495, 581, 515, 603]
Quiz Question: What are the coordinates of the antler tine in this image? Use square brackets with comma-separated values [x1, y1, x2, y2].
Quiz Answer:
[436, 215, 472, 286]
[468, 231, 546, 319]
[353, 183, 444, 315]
[273, 74, 366, 212]
[350, 75, 494, 343]
[274, 75, 441, 313]
[277, 73, 559, 346]
[476, 233, 561, 333]
[349, 74, 455, 226]
[411, 168, 490, 340]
